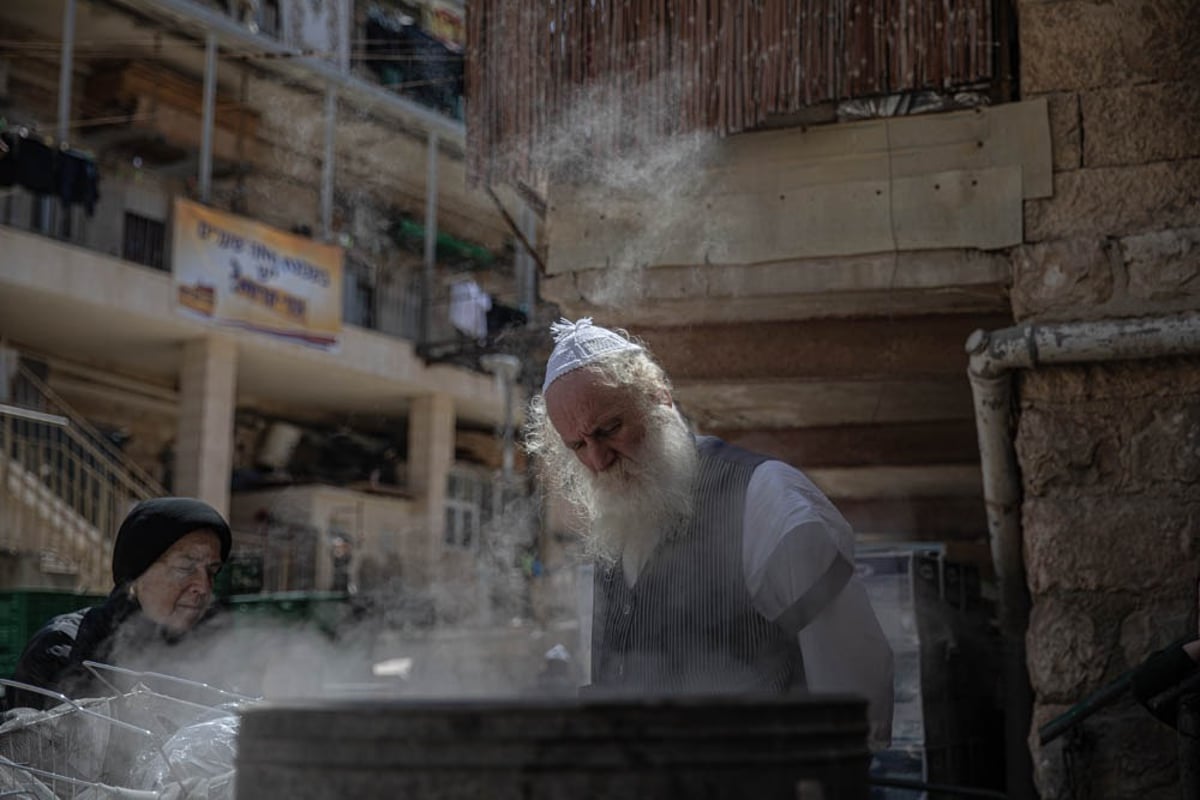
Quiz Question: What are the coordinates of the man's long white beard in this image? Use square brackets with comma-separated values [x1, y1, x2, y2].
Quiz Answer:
[564, 405, 699, 585]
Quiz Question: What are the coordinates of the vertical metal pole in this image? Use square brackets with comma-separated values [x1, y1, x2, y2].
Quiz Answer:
[421, 132, 439, 349]
[52, 0, 76, 238]
[199, 32, 218, 203]
[320, 87, 337, 241]
[501, 379, 514, 479]
[517, 203, 537, 315]
[969, 369, 1036, 800]
[56, 0, 76, 144]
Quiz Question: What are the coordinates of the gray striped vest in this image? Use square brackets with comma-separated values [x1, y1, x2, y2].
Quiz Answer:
[590, 436, 805, 694]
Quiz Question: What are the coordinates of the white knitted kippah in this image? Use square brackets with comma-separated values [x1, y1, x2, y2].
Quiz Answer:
[541, 317, 642, 393]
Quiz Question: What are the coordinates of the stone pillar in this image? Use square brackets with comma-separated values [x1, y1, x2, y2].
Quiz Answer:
[175, 336, 237, 516]
[407, 392, 455, 581]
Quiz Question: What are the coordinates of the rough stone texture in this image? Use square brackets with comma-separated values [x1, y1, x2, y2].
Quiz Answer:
[1123, 227, 1200, 301]
[1026, 597, 1106, 700]
[1128, 405, 1200, 487]
[1020, 0, 1200, 94]
[1010, 237, 1114, 320]
[1012, 228, 1200, 322]
[1020, 359, 1200, 405]
[1040, 91, 1082, 172]
[1020, 359, 1200, 796]
[1032, 697, 1180, 800]
[1017, 397, 1200, 496]
[1081, 82, 1200, 168]
[1119, 603, 1193, 669]
[1017, 8, 1200, 794]
[1024, 159, 1200, 244]
[1030, 703, 1074, 800]
[1023, 496, 1200, 595]
[1016, 407, 1120, 496]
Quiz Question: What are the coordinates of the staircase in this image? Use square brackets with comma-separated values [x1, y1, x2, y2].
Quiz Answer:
[1, 364, 165, 592]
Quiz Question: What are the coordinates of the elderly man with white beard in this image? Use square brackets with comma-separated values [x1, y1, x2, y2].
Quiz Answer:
[525, 318, 894, 749]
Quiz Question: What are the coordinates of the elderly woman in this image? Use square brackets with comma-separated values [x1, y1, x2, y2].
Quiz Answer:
[3, 497, 231, 710]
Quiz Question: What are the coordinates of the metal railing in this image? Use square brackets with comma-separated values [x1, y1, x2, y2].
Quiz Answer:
[12, 364, 165, 499]
[1, 368, 164, 591]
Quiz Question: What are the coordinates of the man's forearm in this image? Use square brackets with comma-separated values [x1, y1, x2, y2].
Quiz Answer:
[796, 580, 895, 750]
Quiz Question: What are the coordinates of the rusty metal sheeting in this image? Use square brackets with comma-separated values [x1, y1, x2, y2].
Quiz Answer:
[466, 0, 995, 187]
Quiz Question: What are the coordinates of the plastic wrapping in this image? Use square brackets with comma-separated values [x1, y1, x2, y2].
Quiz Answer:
[131, 714, 240, 794]
[0, 698, 116, 785]
[0, 681, 250, 800]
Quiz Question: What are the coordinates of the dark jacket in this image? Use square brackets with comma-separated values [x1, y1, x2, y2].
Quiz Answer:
[3, 586, 217, 711]
[1131, 636, 1200, 728]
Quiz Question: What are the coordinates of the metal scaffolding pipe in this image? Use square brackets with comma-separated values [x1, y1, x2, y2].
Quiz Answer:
[55, 0, 77, 238]
[56, 0, 76, 145]
[421, 132, 439, 349]
[199, 32, 218, 203]
[965, 309, 1200, 800]
[518, 202, 538, 315]
[321, 87, 338, 240]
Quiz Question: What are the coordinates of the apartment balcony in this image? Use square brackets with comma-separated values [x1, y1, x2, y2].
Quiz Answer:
[0, 222, 507, 427]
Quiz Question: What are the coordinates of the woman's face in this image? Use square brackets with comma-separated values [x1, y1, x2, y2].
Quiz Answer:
[132, 530, 223, 634]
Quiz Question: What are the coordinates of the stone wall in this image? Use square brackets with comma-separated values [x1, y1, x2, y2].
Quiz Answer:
[1014, 0, 1200, 795]
[1018, 361, 1200, 798]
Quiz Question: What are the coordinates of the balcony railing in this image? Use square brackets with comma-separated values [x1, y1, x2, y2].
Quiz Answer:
[355, 5, 465, 122]
[1, 366, 164, 591]
[0, 189, 521, 367]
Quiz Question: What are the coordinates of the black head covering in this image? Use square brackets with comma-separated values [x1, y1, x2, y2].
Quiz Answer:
[112, 497, 232, 586]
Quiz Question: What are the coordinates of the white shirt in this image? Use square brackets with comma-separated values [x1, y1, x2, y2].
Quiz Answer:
[742, 460, 895, 750]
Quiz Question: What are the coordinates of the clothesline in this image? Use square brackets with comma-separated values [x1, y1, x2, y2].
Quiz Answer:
[0, 129, 101, 216]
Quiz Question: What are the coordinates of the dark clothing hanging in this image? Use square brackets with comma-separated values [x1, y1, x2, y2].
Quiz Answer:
[364, 8, 464, 119]
[58, 149, 101, 216]
[0, 132, 17, 187]
[486, 302, 528, 338]
[0, 132, 101, 216]
[14, 136, 57, 196]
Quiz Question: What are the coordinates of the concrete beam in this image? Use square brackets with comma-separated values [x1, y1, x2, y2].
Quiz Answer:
[675, 378, 975, 430]
[806, 464, 983, 500]
[712, 420, 981, 468]
[636, 314, 1013, 382]
[544, 249, 1012, 325]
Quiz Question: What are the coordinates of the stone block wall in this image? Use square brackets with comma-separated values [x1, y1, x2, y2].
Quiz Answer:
[1017, 361, 1200, 798]
[1013, 0, 1200, 795]
[1014, 0, 1200, 324]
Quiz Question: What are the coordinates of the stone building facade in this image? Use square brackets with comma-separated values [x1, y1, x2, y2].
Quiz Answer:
[1015, 1, 1200, 796]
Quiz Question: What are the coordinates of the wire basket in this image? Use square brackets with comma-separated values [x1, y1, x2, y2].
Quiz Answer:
[0, 664, 255, 799]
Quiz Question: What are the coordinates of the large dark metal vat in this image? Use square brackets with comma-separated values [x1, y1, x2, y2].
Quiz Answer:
[236, 694, 869, 799]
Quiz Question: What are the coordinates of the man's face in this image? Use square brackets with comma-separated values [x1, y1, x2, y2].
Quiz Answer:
[133, 530, 223, 634]
[545, 368, 658, 479]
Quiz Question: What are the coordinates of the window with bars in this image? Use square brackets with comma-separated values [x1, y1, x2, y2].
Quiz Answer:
[122, 211, 166, 271]
[443, 466, 530, 550]
[445, 468, 486, 549]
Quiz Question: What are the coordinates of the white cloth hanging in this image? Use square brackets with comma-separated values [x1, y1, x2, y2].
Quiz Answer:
[449, 280, 491, 339]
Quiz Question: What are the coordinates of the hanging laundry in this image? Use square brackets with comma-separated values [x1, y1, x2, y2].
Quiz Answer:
[0, 132, 16, 188]
[14, 135, 56, 196]
[364, 6, 464, 119]
[58, 149, 101, 217]
[486, 302, 528, 338]
[449, 279, 492, 340]
[0, 131, 101, 214]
